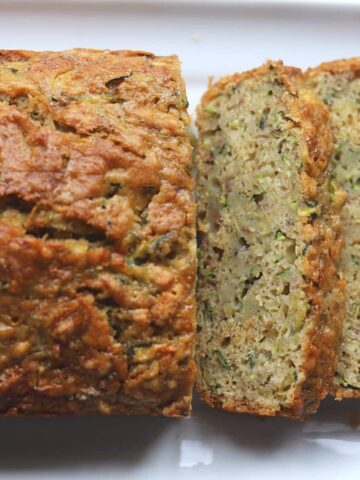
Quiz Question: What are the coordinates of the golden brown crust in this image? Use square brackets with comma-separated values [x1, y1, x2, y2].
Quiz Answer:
[0, 49, 196, 416]
[306, 57, 360, 78]
[201, 62, 302, 106]
[306, 58, 360, 401]
[290, 90, 346, 416]
[333, 385, 360, 400]
[196, 61, 345, 419]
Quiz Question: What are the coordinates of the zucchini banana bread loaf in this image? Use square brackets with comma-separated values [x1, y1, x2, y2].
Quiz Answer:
[196, 61, 345, 418]
[306, 58, 360, 399]
[0, 49, 196, 416]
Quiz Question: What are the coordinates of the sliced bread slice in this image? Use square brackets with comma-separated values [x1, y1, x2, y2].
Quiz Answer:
[196, 61, 345, 418]
[306, 58, 360, 399]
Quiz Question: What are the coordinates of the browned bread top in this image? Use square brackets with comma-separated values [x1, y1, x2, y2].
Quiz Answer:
[0, 49, 196, 416]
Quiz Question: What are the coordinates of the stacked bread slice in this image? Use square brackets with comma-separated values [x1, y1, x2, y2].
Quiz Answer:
[305, 59, 360, 400]
[196, 60, 354, 418]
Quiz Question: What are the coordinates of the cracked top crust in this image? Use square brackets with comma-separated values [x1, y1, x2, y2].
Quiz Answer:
[0, 49, 196, 416]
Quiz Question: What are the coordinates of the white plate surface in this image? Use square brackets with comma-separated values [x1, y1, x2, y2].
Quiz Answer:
[0, 1, 359, 479]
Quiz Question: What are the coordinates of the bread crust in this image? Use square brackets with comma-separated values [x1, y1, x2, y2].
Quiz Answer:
[196, 61, 345, 419]
[306, 57, 360, 78]
[0, 49, 196, 416]
[306, 58, 360, 401]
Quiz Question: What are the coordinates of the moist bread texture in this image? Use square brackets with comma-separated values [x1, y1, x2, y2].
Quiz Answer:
[306, 58, 360, 399]
[0, 49, 196, 416]
[196, 61, 345, 418]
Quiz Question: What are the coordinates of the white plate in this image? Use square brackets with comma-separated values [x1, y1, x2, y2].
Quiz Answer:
[0, 1, 360, 479]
